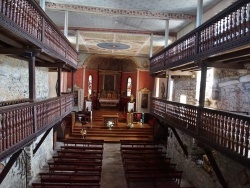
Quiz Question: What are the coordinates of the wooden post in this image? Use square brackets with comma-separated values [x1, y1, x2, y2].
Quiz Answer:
[71, 70, 74, 93]
[196, 62, 207, 135]
[28, 55, 36, 101]
[57, 62, 62, 97]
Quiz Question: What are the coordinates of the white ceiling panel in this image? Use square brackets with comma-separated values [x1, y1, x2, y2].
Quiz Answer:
[42, 0, 224, 57]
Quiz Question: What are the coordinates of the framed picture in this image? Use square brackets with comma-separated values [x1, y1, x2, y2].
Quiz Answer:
[141, 93, 148, 108]
[104, 74, 115, 91]
[137, 88, 151, 113]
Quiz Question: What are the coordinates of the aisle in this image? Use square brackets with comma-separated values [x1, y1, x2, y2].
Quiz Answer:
[101, 143, 127, 188]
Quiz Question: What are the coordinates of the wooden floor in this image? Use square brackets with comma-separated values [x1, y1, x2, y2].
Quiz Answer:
[66, 108, 154, 143]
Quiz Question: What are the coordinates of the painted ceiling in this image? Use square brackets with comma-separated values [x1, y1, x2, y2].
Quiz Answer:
[42, 0, 223, 58]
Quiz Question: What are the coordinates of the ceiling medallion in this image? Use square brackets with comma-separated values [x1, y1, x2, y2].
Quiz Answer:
[97, 42, 130, 50]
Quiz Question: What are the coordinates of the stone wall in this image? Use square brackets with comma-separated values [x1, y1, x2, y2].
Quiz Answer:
[0, 55, 49, 101]
[0, 130, 54, 188]
[166, 129, 250, 188]
[210, 69, 250, 114]
[172, 75, 197, 105]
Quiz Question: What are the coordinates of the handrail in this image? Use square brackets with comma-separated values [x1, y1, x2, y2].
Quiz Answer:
[0, 94, 74, 161]
[150, 0, 250, 73]
[151, 97, 250, 167]
[0, 0, 78, 69]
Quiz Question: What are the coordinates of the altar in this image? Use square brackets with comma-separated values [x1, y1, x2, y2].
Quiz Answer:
[102, 114, 119, 126]
[98, 70, 121, 108]
[99, 91, 119, 107]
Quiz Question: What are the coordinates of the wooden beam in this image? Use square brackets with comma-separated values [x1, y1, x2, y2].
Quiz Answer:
[33, 128, 53, 154]
[169, 126, 188, 157]
[0, 33, 23, 48]
[35, 61, 60, 68]
[207, 61, 246, 69]
[0, 149, 22, 184]
[0, 48, 41, 56]
[207, 48, 250, 62]
[204, 147, 228, 188]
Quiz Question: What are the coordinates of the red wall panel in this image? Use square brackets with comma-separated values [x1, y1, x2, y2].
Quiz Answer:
[137, 70, 153, 91]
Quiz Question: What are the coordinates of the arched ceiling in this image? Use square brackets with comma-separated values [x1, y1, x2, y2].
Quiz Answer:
[85, 55, 137, 72]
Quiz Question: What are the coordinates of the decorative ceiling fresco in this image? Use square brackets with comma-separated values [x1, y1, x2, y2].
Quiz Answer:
[42, 0, 223, 58]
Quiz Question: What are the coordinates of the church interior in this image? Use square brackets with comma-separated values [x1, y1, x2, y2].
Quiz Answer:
[0, 0, 250, 188]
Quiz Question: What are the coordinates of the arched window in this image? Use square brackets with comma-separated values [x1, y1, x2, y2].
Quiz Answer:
[127, 77, 132, 97]
[88, 75, 92, 95]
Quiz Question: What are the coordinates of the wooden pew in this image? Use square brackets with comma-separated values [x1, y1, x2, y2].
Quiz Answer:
[62, 139, 104, 147]
[120, 140, 183, 188]
[48, 165, 102, 174]
[52, 155, 103, 161]
[32, 182, 100, 188]
[125, 163, 177, 173]
[126, 171, 183, 188]
[39, 172, 101, 186]
[57, 149, 103, 156]
[61, 146, 103, 151]
[48, 160, 102, 167]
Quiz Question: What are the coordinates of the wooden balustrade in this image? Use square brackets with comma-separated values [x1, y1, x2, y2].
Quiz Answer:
[150, 0, 250, 73]
[151, 98, 250, 166]
[0, 0, 77, 68]
[0, 94, 73, 161]
[0, 99, 30, 107]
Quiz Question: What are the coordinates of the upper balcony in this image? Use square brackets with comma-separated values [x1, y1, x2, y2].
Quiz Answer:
[150, 0, 250, 74]
[0, 94, 74, 161]
[0, 0, 78, 70]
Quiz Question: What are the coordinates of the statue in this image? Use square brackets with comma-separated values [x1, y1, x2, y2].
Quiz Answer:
[130, 94, 134, 102]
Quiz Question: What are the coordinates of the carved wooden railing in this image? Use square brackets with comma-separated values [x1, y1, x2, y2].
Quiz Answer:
[0, 0, 78, 69]
[151, 98, 250, 167]
[0, 94, 73, 161]
[150, 0, 250, 73]
[0, 99, 30, 107]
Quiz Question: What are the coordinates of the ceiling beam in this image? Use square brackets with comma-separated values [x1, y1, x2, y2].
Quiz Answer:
[61, 27, 176, 36]
[46, 3, 196, 21]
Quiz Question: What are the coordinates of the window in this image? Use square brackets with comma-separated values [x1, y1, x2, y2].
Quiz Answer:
[127, 77, 132, 97]
[88, 75, 92, 95]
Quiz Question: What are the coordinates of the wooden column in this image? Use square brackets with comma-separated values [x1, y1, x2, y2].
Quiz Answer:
[71, 70, 74, 93]
[196, 62, 207, 135]
[28, 55, 36, 101]
[57, 63, 62, 97]
[199, 63, 207, 108]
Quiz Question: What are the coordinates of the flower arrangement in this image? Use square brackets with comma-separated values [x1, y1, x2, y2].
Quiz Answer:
[127, 123, 133, 129]
[106, 121, 114, 129]
[80, 129, 87, 138]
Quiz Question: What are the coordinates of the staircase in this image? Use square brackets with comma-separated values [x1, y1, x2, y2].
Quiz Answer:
[68, 109, 154, 142]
